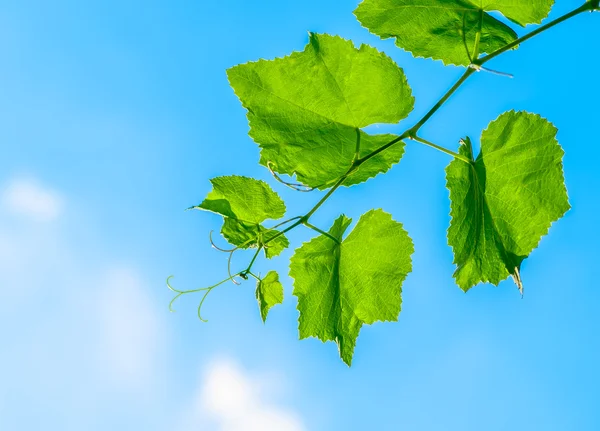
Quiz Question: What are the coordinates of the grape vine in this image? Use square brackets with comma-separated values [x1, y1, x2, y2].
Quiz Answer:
[169, 0, 599, 365]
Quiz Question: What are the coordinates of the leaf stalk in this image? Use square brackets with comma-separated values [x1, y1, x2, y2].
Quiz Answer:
[410, 136, 471, 164]
[302, 221, 341, 244]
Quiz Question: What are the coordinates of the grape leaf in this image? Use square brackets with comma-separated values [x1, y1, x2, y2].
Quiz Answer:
[256, 270, 284, 322]
[195, 175, 289, 257]
[290, 209, 414, 365]
[227, 33, 414, 189]
[221, 218, 289, 259]
[197, 175, 286, 223]
[355, 0, 554, 66]
[446, 111, 569, 293]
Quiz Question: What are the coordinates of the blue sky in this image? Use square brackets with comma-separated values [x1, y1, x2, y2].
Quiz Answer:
[1, 1, 599, 430]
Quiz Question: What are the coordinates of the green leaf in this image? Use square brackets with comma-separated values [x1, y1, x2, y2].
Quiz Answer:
[197, 175, 286, 223]
[446, 111, 569, 293]
[290, 209, 414, 365]
[196, 175, 290, 257]
[355, 0, 553, 66]
[256, 270, 284, 322]
[227, 33, 414, 189]
[221, 218, 290, 259]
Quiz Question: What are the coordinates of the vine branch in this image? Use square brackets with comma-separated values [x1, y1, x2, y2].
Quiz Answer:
[266, 1, 592, 243]
[476, 2, 595, 66]
[174, 1, 595, 319]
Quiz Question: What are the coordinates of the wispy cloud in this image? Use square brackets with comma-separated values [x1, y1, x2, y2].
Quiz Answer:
[182, 358, 305, 431]
[1, 177, 63, 221]
[0, 176, 167, 429]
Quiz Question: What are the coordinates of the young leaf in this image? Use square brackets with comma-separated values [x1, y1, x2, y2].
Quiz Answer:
[355, 0, 554, 66]
[221, 218, 290, 258]
[446, 111, 569, 293]
[227, 33, 414, 189]
[196, 175, 290, 257]
[256, 271, 284, 322]
[196, 175, 286, 223]
[290, 209, 414, 366]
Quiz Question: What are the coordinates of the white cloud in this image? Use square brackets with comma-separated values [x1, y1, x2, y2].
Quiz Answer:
[93, 268, 165, 389]
[1, 177, 63, 221]
[183, 358, 305, 431]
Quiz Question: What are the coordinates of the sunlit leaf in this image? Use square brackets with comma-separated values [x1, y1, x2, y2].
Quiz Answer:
[228, 33, 414, 189]
[290, 209, 414, 365]
[256, 271, 284, 322]
[446, 111, 569, 292]
[355, 0, 554, 66]
[196, 175, 289, 257]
